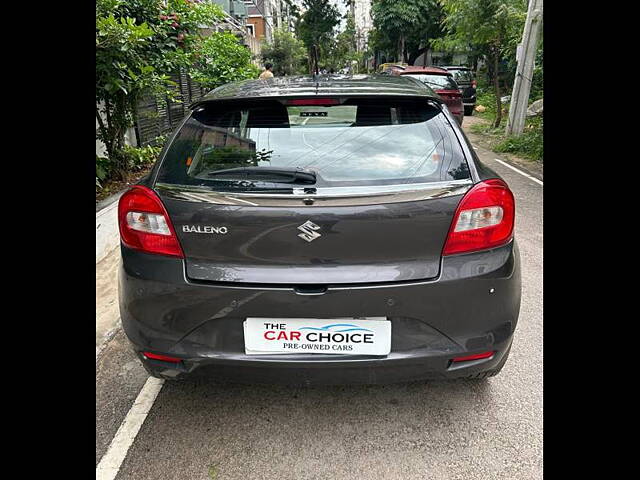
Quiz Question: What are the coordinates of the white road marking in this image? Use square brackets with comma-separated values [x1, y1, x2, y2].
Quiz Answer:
[494, 158, 543, 186]
[96, 377, 164, 480]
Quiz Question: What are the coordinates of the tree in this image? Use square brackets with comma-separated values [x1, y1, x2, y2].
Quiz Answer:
[322, 13, 361, 72]
[295, 0, 341, 73]
[190, 32, 261, 89]
[371, 0, 444, 64]
[434, 0, 526, 128]
[261, 28, 308, 76]
[96, 13, 157, 169]
[96, 0, 223, 176]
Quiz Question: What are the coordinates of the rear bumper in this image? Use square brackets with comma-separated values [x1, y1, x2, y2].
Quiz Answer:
[140, 343, 512, 384]
[119, 242, 521, 384]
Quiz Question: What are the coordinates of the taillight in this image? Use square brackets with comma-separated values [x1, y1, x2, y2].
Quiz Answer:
[472, 80, 477, 88]
[442, 179, 515, 256]
[118, 185, 184, 258]
[436, 89, 462, 98]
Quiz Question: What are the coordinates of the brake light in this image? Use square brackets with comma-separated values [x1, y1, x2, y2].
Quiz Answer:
[436, 90, 462, 98]
[118, 185, 184, 258]
[472, 80, 477, 88]
[285, 98, 340, 106]
[442, 179, 515, 256]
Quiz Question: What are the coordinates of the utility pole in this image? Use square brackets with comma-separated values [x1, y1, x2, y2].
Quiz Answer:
[506, 0, 543, 136]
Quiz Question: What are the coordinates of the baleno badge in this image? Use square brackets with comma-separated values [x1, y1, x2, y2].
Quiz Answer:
[182, 225, 228, 234]
[297, 220, 321, 242]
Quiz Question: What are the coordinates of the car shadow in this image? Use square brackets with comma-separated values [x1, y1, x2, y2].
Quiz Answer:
[156, 374, 496, 423]
[118, 375, 511, 478]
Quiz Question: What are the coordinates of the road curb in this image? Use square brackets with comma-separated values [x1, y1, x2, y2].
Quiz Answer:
[465, 130, 543, 182]
[96, 189, 125, 213]
[96, 326, 121, 362]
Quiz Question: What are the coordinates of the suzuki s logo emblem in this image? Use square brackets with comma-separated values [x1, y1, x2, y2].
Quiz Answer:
[297, 220, 321, 242]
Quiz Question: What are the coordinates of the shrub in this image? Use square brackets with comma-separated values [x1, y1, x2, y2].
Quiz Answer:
[96, 155, 114, 189]
[495, 116, 543, 162]
[96, 0, 223, 175]
[121, 144, 162, 171]
[96, 144, 161, 190]
[190, 32, 261, 89]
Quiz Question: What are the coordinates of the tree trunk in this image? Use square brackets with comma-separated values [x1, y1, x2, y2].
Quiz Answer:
[104, 100, 114, 156]
[492, 51, 502, 129]
[408, 42, 430, 66]
[312, 45, 319, 74]
[397, 35, 405, 63]
[95, 105, 112, 160]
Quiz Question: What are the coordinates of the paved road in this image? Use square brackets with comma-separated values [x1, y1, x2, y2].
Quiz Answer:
[96, 123, 543, 480]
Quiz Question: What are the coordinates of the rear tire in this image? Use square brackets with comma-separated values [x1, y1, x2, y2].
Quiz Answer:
[463, 345, 511, 380]
[464, 105, 474, 116]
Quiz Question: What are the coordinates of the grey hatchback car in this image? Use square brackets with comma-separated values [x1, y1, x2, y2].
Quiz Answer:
[118, 74, 520, 385]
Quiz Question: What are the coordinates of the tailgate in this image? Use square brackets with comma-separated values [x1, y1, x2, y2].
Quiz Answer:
[161, 193, 465, 284]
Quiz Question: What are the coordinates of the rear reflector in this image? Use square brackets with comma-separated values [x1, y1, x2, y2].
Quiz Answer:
[142, 352, 182, 363]
[442, 178, 515, 256]
[118, 185, 184, 258]
[452, 351, 495, 363]
[285, 98, 340, 106]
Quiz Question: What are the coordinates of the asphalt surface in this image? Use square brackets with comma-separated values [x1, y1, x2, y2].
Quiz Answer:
[96, 120, 543, 479]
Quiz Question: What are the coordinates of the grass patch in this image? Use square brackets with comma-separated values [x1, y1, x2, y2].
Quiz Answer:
[470, 121, 500, 135]
[474, 90, 500, 122]
[495, 117, 543, 162]
[471, 89, 543, 163]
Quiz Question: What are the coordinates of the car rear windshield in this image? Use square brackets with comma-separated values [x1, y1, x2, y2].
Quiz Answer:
[449, 69, 474, 83]
[402, 74, 459, 91]
[155, 98, 470, 191]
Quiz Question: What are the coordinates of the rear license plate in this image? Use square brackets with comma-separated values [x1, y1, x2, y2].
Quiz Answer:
[243, 317, 391, 355]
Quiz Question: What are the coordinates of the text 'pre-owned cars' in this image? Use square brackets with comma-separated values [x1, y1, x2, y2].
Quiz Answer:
[117, 74, 521, 384]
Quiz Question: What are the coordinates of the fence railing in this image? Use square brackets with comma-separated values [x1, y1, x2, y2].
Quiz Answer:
[134, 69, 209, 147]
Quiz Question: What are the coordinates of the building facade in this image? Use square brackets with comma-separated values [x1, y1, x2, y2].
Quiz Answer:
[207, 1, 261, 59]
[245, 0, 299, 43]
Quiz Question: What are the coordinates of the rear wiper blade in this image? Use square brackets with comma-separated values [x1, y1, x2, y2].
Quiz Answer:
[207, 167, 316, 185]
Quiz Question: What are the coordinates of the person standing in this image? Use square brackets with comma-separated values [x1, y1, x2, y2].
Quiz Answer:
[259, 63, 274, 80]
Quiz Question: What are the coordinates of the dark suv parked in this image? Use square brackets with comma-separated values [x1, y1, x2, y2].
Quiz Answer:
[118, 74, 521, 385]
[442, 66, 477, 115]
